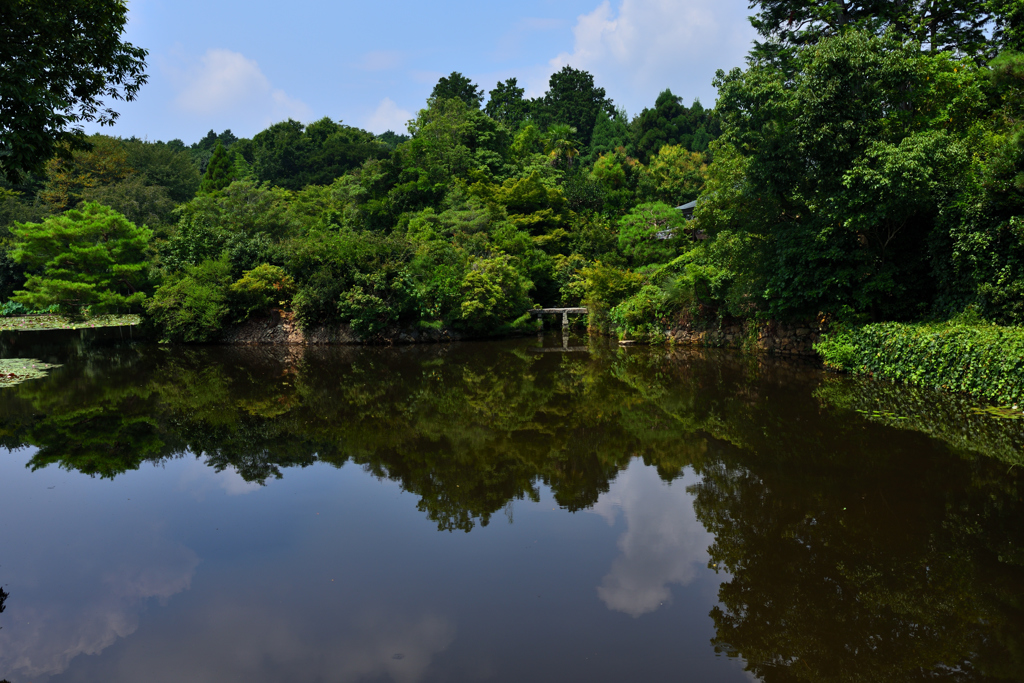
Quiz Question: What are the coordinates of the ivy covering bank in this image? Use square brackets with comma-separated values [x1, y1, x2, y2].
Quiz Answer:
[815, 320, 1024, 406]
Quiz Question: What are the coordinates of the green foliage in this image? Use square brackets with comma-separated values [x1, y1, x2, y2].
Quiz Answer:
[229, 263, 296, 320]
[485, 78, 529, 130]
[609, 284, 668, 341]
[0, 300, 58, 317]
[642, 144, 707, 205]
[586, 108, 632, 165]
[713, 28, 985, 320]
[431, 72, 485, 109]
[457, 254, 533, 333]
[631, 91, 718, 163]
[10, 203, 151, 315]
[539, 66, 615, 148]
[250, 118, 386, 190]
[814, 319, 1024, 405]
[616, 202, 688, 267]
[145, 258, 232, 343]
[748, 0, 1014, 61]
[199, 141, 235, 194]
[0, 0, 148, 183]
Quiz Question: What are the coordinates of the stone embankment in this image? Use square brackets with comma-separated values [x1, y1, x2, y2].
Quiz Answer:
[221, 310, 464, 345]
[664, 320, 822, 357]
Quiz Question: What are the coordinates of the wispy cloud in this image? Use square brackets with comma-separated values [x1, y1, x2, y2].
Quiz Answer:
[167, 48, 310, 124]
[365, 97, 413, 134]
[543, 0, 756, 115]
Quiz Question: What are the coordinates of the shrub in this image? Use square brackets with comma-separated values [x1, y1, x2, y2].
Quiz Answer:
[146, 259, 233, 343]
[229, 264, 296, 321]
[814, 320, 1024, 405]
[457, 254, 533, 333]
[609, 285, 668, 341]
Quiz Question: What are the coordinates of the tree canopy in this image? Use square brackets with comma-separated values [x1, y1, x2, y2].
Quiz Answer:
[431, 71, 485, 109]
[0, 0, 148, 183]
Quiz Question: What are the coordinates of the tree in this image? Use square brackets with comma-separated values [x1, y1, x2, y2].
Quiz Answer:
[0, 0, 148, 183]
[642, 144, 708, 204]
[250, 118, 386, 190]
[542, 123, 581, 169]
[713, 28, 984, 319]
[11, 202, 152, 314]
[748, 0, 1020, 61]
[632, 90, 718, 163]
[199, 141, 235, 194]
[587, 108, 632, 164]
[431, 71, 484, 109]
[485, 78, 529, 129]
[541, 66, 614, 148]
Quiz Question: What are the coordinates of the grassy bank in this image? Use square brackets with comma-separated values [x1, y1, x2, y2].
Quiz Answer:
[815, 319, 1024, 406]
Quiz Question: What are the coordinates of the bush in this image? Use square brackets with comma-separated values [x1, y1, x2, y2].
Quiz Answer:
[229, 264, 296, 321]
[814, 319, 1024, 405]
[609, 284, 668, 341]
[146, 259, 233, 343]
[0, 301, 58, 317]
[457, 254, 533, 333]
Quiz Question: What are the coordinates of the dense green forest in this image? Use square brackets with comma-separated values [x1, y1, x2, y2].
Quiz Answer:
[5, 2, 1024, 345]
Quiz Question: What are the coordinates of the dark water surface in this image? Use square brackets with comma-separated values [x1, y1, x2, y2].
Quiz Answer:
[2, 331, 1024, 682]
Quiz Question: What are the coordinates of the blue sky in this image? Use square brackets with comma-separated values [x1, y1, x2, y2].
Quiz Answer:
[96, 0, 757, 144]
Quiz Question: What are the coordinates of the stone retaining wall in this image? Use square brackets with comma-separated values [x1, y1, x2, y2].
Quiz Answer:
[221, 310, 464, 345]
[665, 320, 822, 356]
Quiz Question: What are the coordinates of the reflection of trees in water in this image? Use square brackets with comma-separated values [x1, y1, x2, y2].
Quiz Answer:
[5, 339, 1024, 677]
[687, 382, 1024, 681]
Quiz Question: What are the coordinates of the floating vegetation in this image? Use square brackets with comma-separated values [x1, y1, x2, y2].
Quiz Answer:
[0, 314, 141, 332]
[0, 358, 61, 388]
[970, 405, 1024, 420]
[856, 408, 909, 420]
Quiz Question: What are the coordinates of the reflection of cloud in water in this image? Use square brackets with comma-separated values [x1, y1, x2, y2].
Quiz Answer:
[112, 607, 455, 683]
[0, 535, 199, 679]
[178, 456, 261, 496]
[592, 461, 712, 617]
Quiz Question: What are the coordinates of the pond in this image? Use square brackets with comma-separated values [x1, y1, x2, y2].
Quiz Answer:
[1, 330, 1024, 682]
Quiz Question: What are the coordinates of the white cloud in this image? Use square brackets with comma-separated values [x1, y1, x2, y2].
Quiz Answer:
[592, 461, 713, 617]
[357, 50, 404, 71]
[365, 97, 413, 135]
[168, 48, 310, 125]
[0, 534, 199, 679]
[545, 0, 756, 114]
[178, 457, 261, 497]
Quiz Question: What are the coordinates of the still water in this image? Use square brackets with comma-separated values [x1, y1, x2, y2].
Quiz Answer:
[1, 330, 1024, 682]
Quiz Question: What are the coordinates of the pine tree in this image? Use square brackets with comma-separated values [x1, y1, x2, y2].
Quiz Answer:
[199, 141, 234, 194]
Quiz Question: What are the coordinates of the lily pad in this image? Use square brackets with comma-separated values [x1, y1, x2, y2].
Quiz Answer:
[0, 314, 141, 332]
[0, 358, 61, 388]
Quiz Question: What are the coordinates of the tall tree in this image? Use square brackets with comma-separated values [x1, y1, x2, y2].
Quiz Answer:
[431, 72, 484, 109]
[199, 141, 235, 195]
[748, 0, 1020, 60]
[0, 0, 148, 182]
[541, 66, 614, 148]
[632, 90, 719, 163]
[587, 108, 632, 164]
[250, 118, 386, 190]
[485, 78, 529, 129]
